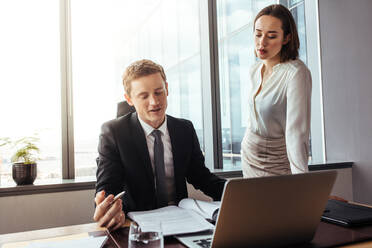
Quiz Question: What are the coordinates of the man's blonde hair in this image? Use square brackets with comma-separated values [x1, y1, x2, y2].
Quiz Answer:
[122, 59, 167, 96]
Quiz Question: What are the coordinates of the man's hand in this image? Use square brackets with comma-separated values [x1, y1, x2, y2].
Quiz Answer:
[93, 190, 126, 231]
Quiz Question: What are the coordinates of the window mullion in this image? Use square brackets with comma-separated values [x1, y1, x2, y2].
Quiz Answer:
[60, 0, 75, 179]
[206, 0, 223, 169]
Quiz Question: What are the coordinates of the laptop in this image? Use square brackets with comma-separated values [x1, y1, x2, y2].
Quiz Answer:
[176, 170, 337, 248]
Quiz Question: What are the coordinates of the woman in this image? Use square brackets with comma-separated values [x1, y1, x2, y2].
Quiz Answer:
[241, 4, 312, 178]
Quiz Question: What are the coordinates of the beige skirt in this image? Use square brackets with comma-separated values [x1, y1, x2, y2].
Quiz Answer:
[241, 130, 291, 178]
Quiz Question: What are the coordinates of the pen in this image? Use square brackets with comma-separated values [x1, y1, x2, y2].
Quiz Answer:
[111, 191, 125, 204]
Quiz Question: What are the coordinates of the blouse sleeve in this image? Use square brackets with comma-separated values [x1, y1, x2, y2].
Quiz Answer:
[285, 65, 312, 174]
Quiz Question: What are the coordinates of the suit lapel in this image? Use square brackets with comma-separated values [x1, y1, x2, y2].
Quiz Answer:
[130, 113, 155, 188]
[167, 116, 183, 196]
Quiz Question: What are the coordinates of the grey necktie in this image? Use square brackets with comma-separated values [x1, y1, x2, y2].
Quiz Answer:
[152, 130, 168, 208]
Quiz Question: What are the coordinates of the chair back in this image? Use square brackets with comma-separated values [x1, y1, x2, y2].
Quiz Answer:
[117, 101, 135, 118]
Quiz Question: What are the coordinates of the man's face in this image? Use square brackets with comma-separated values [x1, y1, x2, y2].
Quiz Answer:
[125, 72, 168, 129]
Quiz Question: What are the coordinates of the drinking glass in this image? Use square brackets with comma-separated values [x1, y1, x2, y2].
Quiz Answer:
[128, 221, 164, 248]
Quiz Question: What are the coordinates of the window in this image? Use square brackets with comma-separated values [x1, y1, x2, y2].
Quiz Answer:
[0, 0, 62, 184]
[70, 1, 122, 177]
[216, 0, 311, 169]
[0, 0, 318, 184]
[70, 0, 207, 177]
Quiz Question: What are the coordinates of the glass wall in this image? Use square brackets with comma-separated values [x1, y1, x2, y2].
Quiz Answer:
[217, 0, 308, 169]
[0, 0, 314, 183]
[70, 0, 205, 177]
[0, 0, 62, 183]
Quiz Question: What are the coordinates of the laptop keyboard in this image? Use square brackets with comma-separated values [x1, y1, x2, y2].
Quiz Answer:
[193, 237, 212, 248]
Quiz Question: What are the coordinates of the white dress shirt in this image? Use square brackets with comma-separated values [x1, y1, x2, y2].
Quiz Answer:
[138, 116, 176, 204]
[242, 59, 312, 174]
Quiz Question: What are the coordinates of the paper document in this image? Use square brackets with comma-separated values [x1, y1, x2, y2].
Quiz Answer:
[128, 205, 215, 236]
[22, 236, 107, 248]
[178, 198, 220, 221]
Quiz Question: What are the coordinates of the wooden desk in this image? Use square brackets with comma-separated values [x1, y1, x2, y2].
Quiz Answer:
[1, 221, 372, 248]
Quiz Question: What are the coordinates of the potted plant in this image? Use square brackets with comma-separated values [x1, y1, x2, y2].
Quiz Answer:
[0, 136, 40, 185]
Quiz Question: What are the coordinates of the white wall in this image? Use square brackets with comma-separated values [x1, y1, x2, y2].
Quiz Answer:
[318, 0, 372, 204]
[0, 169, 352, 234]
[330, 168, 353, 201]
[0, 190, 96, 234]
[0, 187, 210, 234]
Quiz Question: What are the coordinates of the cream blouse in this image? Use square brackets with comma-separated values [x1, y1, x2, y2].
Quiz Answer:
[244, 59, 312, 174]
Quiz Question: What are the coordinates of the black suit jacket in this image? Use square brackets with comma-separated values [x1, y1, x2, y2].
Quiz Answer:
[96, 112, 226, 213]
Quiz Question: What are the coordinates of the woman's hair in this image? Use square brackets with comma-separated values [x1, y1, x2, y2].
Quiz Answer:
[254, 4, 299, 62]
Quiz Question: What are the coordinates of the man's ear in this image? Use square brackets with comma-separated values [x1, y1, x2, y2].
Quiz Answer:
[165, 82, 169, 96]
[283, 34, 291, 45]
[124, 94, 134, 106]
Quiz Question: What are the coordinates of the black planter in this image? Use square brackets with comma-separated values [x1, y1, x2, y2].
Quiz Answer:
[12, 162, 37, 185]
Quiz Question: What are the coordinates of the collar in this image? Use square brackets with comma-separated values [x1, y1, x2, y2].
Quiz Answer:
[138, 115, 168, 137]
[259, 61, 284, 72]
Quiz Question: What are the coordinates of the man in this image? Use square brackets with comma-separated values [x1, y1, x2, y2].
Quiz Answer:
[93, 59, 226, 230]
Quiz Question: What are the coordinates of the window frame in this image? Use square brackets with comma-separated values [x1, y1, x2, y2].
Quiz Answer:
[60, 0, 224, 177]
[304, 0, 326, 163]
[57, 0, 322, 179]
[60, 0, 75, 179]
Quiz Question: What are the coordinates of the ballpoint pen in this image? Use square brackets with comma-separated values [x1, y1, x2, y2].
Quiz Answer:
[111, 191, 125, 205]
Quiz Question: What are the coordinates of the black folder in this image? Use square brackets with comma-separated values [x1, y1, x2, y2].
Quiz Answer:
[322, 199, 372, 227]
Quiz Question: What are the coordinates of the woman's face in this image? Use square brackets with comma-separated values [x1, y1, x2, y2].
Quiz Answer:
[254, 15, 289, 63]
